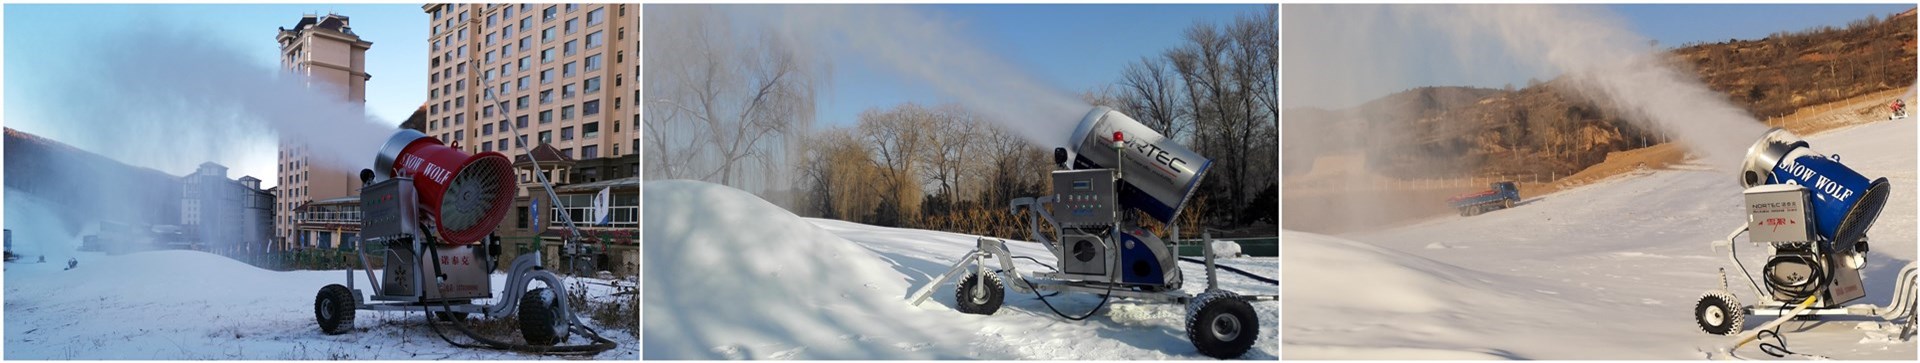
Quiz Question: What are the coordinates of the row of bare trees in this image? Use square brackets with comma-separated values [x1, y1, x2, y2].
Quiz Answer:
[646, 6, 1277, 236]
[1088, 7, 1279, 228]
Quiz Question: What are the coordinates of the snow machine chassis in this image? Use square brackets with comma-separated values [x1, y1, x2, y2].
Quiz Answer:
[1694, 225, 1919, 340]
[908, 216, 1277, 359]
[311, 177, 616, 356]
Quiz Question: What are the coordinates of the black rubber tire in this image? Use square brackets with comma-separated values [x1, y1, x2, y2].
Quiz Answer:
[518, 287, 568, 346]
[315, 284, 356, 335]
[954, 273, 1004, 315]
[1187, 291, 1258, 359]
[1695, 290, 1744, 336]
[1503, 199, 1515, 209]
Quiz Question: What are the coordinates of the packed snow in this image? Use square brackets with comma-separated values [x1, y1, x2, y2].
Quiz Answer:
[3, 189, 638, 360]
[642, 180, 1278, 359]
[1284, 120, 1919, 359]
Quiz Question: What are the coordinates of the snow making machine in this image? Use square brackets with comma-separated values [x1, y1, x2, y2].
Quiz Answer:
[1694, 128, 1918, 347]
[310, 129, 615, 355]
[909, 107, 1278, 359]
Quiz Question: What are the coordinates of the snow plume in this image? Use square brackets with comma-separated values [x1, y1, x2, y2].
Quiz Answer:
[1283, 5, 1770, 233]
[36, 26, 396, 178]
[1287, 4, 1767, 172]
[754, 5, 1089, 147]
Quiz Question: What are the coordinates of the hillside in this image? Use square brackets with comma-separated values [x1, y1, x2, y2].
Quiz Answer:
[1284, 9, 1916, 179]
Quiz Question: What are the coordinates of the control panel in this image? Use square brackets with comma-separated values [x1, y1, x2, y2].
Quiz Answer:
[1052, 169, 1117, 228]
[360, 177, 420, 243]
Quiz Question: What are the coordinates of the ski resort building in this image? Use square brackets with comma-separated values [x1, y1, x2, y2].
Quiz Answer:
[275, 13, 374, 252]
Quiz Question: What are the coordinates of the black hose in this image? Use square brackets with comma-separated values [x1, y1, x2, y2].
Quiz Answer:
[423, 300, 619, 355]
[1020, 275, 1114, 321]
[1756, 328, 1797, 358]
[1178, 257, 1278, 285]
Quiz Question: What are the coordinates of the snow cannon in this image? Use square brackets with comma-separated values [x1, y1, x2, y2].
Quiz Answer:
[372, 129, 517, 244]
[1739, 128, 1889, 246]
[1691, 128, 1915, 342]
[1064, 106, 1213, 223]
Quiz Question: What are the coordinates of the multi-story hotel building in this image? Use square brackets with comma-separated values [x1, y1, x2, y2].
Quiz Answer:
[275, 14, 373, 250]
[424, 4, 638, 274]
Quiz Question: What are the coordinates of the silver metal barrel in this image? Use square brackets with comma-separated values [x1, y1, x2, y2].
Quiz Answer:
[1065, 107, 1213, 223]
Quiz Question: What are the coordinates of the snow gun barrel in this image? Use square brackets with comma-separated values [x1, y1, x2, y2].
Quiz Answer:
[371, 129, 517, 245]
[1064, 107, 1212, 223]
[1740, 128, 1890, 245]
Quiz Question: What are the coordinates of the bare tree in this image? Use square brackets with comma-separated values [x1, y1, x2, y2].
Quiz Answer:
[1119, 56, 1191, 139]
[858, 103, 935, 224]
[644, 6, 821, 194]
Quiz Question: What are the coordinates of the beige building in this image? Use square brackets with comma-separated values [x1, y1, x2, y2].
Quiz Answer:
[276, 14, 373, 250]
[421, 3, 637, 179]
[425, 4, 638, 274]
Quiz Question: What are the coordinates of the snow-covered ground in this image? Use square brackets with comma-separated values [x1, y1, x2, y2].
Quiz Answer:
[1284, 120, 1919, 359]
[643, 180, 1278, 359]
[3, 190, 638, 360]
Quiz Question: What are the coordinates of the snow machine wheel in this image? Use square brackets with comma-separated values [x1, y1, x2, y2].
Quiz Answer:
[1187, 290, 1258, 359]
[315, 284, 356, 335]
[1695, 290, 1744, 336]
[518, 287, 570, 345]
[1502, 199, 1514, 209]
[955, 272, 1004, 315]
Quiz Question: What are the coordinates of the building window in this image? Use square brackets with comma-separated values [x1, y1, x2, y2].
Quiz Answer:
[583, 122, 599, 138]
[583, 99, 600, 116]
[584, 77, 600, 93]
[517, 76, 530, 90]
[538, 130, 552, 144]
[541, 48, 555, 64]
[566, 18, 579, 35]
[561, 106, 575, 121]
[586, 31, 604, 49]
[455, 130, 464, 141]
[482, 141, 492, 152]
[542, 26, 556, 43]
[520, 16, 532, 32]
[483, 123, 494, 136]
[516, 115, 529, 128]
[518, 36, 531, 52]
[539, 110, 553, 124]
[585, 54, 602, 71]
[566, 4, 578, 13]
[518, 206, 529, 228]
[516, 95, 530, 109]
[541, 69, 554, 84]
[587, 8, 605, 26]
[540, 89, 553, 104]
[582, 145, 599, 159]
[517, 135, 528, 148]
[564, 40, 578, 56]
[543, 5, 557, 20]
[483, 105, 494, 118]
[563, 62, 577, 78]
[562, 83, 577, 99]
[518, 56, 530, 71]
[561, 148, 573, 159]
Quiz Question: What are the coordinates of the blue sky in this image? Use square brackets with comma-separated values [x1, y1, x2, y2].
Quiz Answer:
[6, 4, 427, 125]
[1283, 3, 1913, 109]
[1614, 4, 1914, 49]
[6, 4, 426, 185]
[814, 4, 1269, 127]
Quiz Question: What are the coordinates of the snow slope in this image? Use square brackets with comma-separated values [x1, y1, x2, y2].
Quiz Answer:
[642, 180, 984, 359]
[641, 180, 1279, 359]
[1284, 120, 1919, 359]
[3, 190, 638, 360]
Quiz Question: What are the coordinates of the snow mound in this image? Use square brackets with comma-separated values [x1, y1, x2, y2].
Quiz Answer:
[1282, 230, 1511, 314]
[642, 180, 976, 359]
